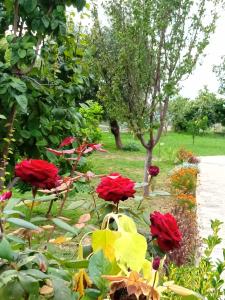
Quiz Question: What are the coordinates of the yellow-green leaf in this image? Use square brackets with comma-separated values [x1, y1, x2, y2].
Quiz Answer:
[142, 259, 154, 283]
[114, 232, 147, 272]
[118, 215, 137, 233]
[92, 229, 121, 261]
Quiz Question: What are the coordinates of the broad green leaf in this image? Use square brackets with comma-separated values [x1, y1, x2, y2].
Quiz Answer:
[42, 15, 50, 28]
[0, 114, 6, 119]
[47, 268, 70, 281]
[51, 277, 72, 300]
[7, 217, 39, 230]
[20, 269, 48, 279]
[15, 94, 28, 113]
[10, 77, 27, 93]
[52, 218, 78, 235]
[92, 229, 121, 261]
[88, 250, 112, 294]
[18, 49, 26, 58]
[18, 273, 39, 295]
[114, 232, 147, 272]
[0, 237, 15, 261]
[23, 0, 37, 13]
[118, 215, 137, 233]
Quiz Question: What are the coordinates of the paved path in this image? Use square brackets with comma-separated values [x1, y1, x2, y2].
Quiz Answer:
[197, 156, 225, 261]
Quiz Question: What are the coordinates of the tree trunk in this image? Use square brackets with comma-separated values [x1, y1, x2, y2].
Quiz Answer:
[109, 119, 123, 149]
[0, 105, 17, 192]
[143, 147, 153, 197]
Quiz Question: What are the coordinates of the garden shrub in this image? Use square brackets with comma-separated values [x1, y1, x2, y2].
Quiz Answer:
[170, 165, 199, 194]
[176, 148, 200, 165]
[167, 206, 200, 266]
[122, 142, 141, 152]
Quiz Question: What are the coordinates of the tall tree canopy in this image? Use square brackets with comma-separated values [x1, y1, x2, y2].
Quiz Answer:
[91, 0, 221, 195]
[0, 0, 87, 190]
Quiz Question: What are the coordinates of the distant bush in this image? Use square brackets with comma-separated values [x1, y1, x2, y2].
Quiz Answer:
[122, 143, 141, 152]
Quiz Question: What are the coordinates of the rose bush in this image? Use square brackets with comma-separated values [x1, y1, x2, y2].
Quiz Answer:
[15, 159, 60, 189]
[96, 173, 136, 204]
[150, 211, 182, 252]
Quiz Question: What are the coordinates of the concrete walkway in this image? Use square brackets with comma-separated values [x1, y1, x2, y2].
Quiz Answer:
[197, 156, 225, 261]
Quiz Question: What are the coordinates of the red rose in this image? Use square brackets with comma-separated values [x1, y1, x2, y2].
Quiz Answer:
[150, 211, 182, 252]
[15, 159, 60, 189]
[148, 166, 160, 177]
[96, 173, 136, 204]
[0, 191, 12, 202]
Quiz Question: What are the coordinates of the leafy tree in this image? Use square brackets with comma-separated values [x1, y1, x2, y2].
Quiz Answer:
[0, 1, 87, 190]
[91, 0, 220, 195]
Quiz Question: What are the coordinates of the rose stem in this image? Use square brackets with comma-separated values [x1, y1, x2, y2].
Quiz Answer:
[116, 202, 119, 213]
[0, 218, 4, 235]
[88, 181, 100, 220]
[46, 199, 54, 217]
[150, 271, 158, 299]
[29, 187, 37, 219]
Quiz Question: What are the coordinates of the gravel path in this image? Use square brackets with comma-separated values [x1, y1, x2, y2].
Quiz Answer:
[197, 156, 225, 261]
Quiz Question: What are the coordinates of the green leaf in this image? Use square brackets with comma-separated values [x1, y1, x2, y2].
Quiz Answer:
[20, 269, 48, 279]
[0, 114, 6, 119]
[23, 0, 37, 13]
[52, 218, 78, 235]
[6, 235, 26, 245]
[3, 210, 25, 217]
[15, 94, 28, 113]
[42, 15, 50, 28]
[0, 237, 15, 261]
[61, 259, 89, 269]
[7, 217, 39, 230]
[18, 49, 26, 58]
[51, 19, 59, 30]
[88, 250, 112, 294]
[10, 77, 27, 93]
[18, 273, 39, 295]
[4, 198, 21, 211]
[30, 216, 48, 223]
[51, 277, 72, 300]
[47, 268, 70, 281]
[65, 200, 85, 210]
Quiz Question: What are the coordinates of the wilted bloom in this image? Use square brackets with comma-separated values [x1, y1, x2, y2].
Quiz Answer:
[76, 143, 107, 155]
[59, 136, 76, 148]
[152, 256, 161, 271]
[15, 159, 60, 189]
[148, 166, 160, 177]
[96, 173, 136, 204]
[0, 191, 12, 202]
[150, 211, 182, 252]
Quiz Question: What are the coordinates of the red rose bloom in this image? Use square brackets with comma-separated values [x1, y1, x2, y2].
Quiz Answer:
[148, 166, 160, 177]
[0, 191, 12, 202]
[150, 211, 182, 252]
[96, 173, 136, 204]
[15, 159, 60, 189]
